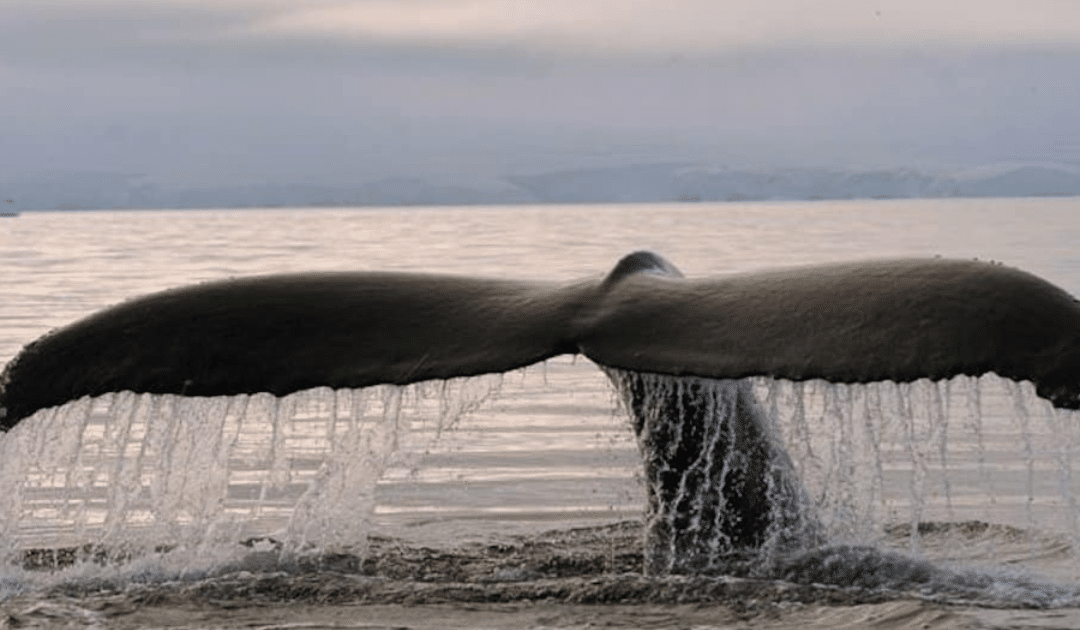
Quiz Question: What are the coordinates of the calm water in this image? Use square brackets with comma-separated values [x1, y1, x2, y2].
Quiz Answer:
[2, 198, 1080, 610]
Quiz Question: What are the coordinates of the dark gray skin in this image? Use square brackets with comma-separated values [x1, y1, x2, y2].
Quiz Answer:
[2, 252, 1080, 573]
[0, 273, 590, 428]
[4, 252, 1079, 427]
[581, 256, 1080, 409]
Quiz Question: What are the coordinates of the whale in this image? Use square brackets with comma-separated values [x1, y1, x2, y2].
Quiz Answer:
[3, 252, 1080, 427]
[2, 252, 1080, 572]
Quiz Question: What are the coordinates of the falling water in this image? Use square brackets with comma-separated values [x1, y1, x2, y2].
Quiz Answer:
[603, 370, 822, 575]
[605, 370, 1080, 602]
[754, 374, 1080, 550]
[0, 376, 503, 571]
[2, 366, 1080, 607]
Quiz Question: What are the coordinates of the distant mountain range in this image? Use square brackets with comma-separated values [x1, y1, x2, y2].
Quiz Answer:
[4, 163, 1080, 211]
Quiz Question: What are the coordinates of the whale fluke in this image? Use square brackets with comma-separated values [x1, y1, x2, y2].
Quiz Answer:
[3, 253, 1080, 429]
[583, 257, 1080, 410]
[3, 252, 1080, 574]
[0, 273, 589, 428]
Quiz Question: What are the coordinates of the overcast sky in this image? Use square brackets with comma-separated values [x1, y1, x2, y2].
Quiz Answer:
[2, 1, 1079, 186]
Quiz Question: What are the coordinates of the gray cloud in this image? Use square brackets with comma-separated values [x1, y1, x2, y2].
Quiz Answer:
[0, 1, 547, 73]
[1, 1, 1078, 191]
[5, 0, 1080, 72]
[245, 0, 1080, 54]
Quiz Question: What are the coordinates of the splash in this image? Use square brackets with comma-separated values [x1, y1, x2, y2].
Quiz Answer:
[0, 376, 503, 569]
[2, 367, 1080, 608]
[759, 375, 1080, 555]
[604, 370, 820, 575]
[605, 370, 1080, 580]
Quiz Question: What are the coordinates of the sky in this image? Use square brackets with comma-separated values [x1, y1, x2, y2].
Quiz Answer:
[2, 1, 1079, 187]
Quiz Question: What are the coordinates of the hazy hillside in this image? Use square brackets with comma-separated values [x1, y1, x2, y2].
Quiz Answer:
[4, 163, 1080, 211]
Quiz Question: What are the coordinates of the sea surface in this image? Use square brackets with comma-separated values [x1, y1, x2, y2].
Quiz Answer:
[2, 198, 1080, 628]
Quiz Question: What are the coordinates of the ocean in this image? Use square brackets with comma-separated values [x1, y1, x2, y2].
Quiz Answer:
[2, 198, 1080, 629]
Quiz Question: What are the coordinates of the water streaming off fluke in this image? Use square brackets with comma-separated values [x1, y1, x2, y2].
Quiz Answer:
[1, 366, 1080, 606]
[0, 375, 504, 564]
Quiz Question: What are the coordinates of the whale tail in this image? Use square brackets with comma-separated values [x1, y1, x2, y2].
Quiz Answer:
[4, 253, 1080, 430]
